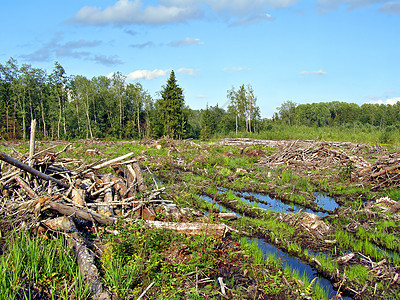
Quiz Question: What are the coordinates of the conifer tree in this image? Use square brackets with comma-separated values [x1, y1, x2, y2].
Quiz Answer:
[158, 70, 185, 139]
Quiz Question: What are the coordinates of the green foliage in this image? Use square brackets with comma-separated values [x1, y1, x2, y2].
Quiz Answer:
[156, 71, 186, 139]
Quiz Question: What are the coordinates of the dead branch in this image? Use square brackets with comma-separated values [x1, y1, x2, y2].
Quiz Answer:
[0, 152, 69, 189]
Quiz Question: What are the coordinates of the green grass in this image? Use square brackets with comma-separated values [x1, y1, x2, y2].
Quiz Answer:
[0, 231, 89, 300]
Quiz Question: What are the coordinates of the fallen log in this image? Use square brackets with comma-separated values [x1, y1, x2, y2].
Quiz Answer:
[89, 152, 134, 171]
[48, 201, 115, 226]
[0, 152, 70, 189]
[216, 212, 237, 220]
[41, 216, 110, 299]
[70, 232, 110, 300]
[146, 221, 228, 238]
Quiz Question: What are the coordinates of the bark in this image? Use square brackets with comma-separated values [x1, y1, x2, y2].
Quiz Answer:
[98, 174, 113, 217]
[388, 201, 400, 214]
[131, 162, 147, 192]
[69, 231, 111, 300]
[85, 87, 93, 139]
[110, 174, 133, 198]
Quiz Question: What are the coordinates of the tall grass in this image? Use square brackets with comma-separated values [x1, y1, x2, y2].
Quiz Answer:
[0, 231, 89, 299]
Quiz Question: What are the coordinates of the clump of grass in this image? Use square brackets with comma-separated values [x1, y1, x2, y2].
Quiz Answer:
[346, 265, 369, 285]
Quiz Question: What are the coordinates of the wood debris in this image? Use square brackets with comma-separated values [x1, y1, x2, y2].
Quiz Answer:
[0, 140, 231, 299]
[259, 140, 370, 170]
[356, 152, 400, 190]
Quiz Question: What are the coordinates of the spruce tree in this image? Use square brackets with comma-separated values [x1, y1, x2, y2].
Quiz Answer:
[159, 70, 185, 139]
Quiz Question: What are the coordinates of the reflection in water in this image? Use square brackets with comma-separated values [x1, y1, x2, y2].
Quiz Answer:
[199, 192, 352, 299]
[314, 193, 339, 212]
[241, 191, 328, 217]
[250, 238, 352, 300]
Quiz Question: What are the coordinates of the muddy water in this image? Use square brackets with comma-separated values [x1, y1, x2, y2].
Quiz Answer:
[199, 191, 352, 299]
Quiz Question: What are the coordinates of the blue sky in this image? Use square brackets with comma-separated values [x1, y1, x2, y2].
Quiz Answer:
[1, 0, 400, 117]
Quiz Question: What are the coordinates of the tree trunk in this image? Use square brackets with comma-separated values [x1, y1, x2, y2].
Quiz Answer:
[57, 90, 61, 139]
[75, 96, 81, 137]
[40, 90, 46, 138]
[85, 90, 93, 139]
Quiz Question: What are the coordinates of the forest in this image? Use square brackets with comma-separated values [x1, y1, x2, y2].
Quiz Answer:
[1, 57, 400, 142]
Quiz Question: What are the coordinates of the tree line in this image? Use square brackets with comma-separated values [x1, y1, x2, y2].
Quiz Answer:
[276, 100, 400, 130]
[3, 58, 399, 142]
[0, 58, 262, 141]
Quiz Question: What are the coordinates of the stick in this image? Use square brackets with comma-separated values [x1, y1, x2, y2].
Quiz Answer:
[28, 119, 36, 167]
[91, 179, 121, 196]
[0, 152, 70, 189]
[90, 152, 134, 171]
[136, 281, 155, 300]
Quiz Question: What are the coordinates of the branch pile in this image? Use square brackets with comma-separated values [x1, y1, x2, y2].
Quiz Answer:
[259, 140, 370, 170]
[355, 153, 400, 190]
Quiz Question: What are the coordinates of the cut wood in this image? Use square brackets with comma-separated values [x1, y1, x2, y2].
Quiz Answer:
[14, 175, 38, 199]
[146, 221, 228, 238]
[216, 212, 237, 220]
[337, 253, 355, 264]
[48, 201, 115, 225]
[89, 152, 134, 171]
[44, 216, 77, 232]
[71, 188, 85, 206]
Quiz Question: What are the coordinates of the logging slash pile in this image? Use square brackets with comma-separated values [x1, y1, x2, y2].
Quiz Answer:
[356, 152, 400, 190]
[258, 140, 370, 170]
[0, 143, 228, 299]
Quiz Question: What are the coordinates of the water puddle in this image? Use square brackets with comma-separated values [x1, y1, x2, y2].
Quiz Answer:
[200, 195, 239, 216]
[241, 191, 328, 217]
[199, 191, 352, 299]
[314, 193, 339, 212]
[250, 238, 352, 300]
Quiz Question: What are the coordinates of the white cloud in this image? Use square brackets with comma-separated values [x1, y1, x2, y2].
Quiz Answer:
[381, 1, 400, 14]
[316, 0, 388, 13]
[126, 69, 169, 80]
[366, 97, 400, 105]
[71, 0, 201, 26]
[300, 70, 327, 75]
[230, 13, 275, 25]
[70, 0, 297, 26]
[196, 94, 207, 98]
[222, 66, 249, 73]
[168, 38, 203, 47]
[176, 68, 198, 76]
